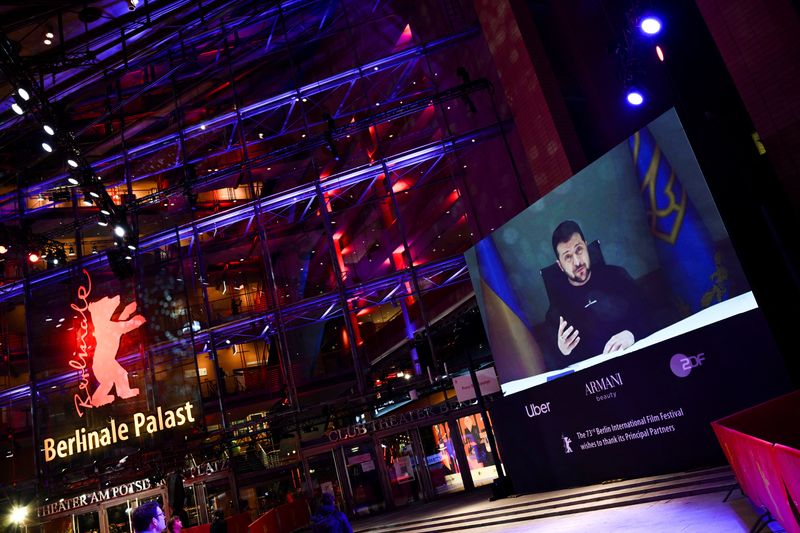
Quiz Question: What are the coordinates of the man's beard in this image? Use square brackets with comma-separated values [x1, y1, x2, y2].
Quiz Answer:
[569, 265, 591, 284]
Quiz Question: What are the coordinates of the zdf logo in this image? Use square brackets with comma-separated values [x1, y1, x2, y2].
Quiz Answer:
[669, 353, 705, 378]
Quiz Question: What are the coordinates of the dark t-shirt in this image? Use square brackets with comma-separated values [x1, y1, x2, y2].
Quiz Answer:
[546, 264, 651, 363]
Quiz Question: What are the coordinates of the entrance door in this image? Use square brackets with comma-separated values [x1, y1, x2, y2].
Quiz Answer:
[105, 501, 133, 533]
[419, 421, 465, 495]
[307, 452, 345, 507]
[74, 510, 101, 533]
[103, 491, 164, 533]
[378, 432, 423, 507]
[342, 442, 384, 516]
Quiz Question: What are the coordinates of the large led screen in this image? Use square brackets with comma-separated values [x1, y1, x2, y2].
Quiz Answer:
[466, 109, 755, 392]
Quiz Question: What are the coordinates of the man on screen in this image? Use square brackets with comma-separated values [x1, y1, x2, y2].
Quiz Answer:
[547, 220, 652, 361]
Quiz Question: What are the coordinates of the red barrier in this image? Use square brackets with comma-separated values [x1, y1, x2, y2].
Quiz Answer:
[773, 444, 800, 533]
[248, 498, 310, 533]
[182, 524, 209, 533]
[183, 513, 252, 533]
[712, 390, 800, 533]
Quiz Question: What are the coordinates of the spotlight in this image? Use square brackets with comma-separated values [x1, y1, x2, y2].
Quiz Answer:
[11, 103, 23, 115]
[89, 191, 100, 198]
[128, 0, 139, 10]
[656, 45, 665, 62]
[67, 159, 78, 168]
[28, 252, 40, 263]
[113, 225, 126, 237]
[17, 88, 30, 101]
[640, 16, 662, 36]
[626, 89, 644, 106]
[68, 246, 75, 256]
[45, 32, 54, 39]
[127, 244, 136, 251]
[0, 245, 7, 254]
[67, 177, 80, 186]
[43, 125, 55, 135]
[44, 39, 52, 46]
[100, 208, 111, 216]
[98, 220, 108, 227]
[42, 142, 53, 152]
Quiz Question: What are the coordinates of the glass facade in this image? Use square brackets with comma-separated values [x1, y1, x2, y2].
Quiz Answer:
[0, 0, 520, 522]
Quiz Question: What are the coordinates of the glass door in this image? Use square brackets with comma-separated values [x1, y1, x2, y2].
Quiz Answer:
[307, 451, 344, 510]
[420, 421, 464, 495]
[457, 413, 498, 488]
[74, 510, 100, 533]
[342, 442, 384, 516]
[379, 432, 422, 507]
[105, 501, 133, 533]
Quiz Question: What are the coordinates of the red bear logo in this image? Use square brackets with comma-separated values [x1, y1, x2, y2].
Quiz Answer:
[87, 295, 146, 407]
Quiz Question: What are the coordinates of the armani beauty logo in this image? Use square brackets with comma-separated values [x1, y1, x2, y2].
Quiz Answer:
[584, 372, 623, 401]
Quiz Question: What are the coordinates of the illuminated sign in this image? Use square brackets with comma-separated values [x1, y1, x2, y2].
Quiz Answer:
[326, 404, 452, 442]
[37, 478, 155, 518]
[71, 270, 147, 417]
[183, 459, 230, 481]
[42, 402, 197, 462]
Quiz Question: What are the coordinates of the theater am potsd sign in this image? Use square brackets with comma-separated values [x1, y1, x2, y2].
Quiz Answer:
[37, 459, 229, 518]
[40, 270, 199, 462]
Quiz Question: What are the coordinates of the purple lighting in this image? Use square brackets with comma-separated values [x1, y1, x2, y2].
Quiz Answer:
[626, 90, 644, 106]
[640, 17, 662, 36]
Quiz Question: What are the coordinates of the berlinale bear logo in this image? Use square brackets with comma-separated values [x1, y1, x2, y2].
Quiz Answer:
[71, 269, 147, 416]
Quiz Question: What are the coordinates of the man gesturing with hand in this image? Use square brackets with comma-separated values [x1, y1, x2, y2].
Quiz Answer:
[548, 220, 651, 362]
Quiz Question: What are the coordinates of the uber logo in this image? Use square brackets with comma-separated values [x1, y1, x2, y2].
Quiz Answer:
[525, 402, 551, 418]
[670, 353, 705, 378]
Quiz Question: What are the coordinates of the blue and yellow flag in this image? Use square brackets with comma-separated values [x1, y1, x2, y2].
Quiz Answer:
[629, 128, 726, 315]
[475, 237, 545, 381]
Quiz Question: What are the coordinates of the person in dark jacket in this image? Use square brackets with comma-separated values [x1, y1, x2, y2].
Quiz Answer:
[311, 492, 352, 533]
[548, 220, 653, 361]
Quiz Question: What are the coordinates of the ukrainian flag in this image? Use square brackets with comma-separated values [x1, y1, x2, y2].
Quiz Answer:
[475, 237, 546, 381]
[629, 127, 725, 315]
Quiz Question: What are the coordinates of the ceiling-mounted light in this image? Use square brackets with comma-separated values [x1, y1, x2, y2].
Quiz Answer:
[0, 245, 8, 254]
[640, 16, 662, 36]
[44, 39, 52, 46]
[92, 244, 98, 254]
[98, 220, 108, 227]
[113, 225, 126, 237]
[17, 88, 30, 101]
[89, 191, 100, 198]
[626, 89, 645, 106]
[67, 177, 80, 186]
[68, 246, 75, 256]
[43, 125, 55, 135]
[42, 142, 53, 152]
[45, 32, 54, 39]
[67, 159, 78, 168]
[11, 103, 23, 115]
[28, 251, 40, 263]
[127, 244, 136, 251]
[100, 208, 111, 216]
